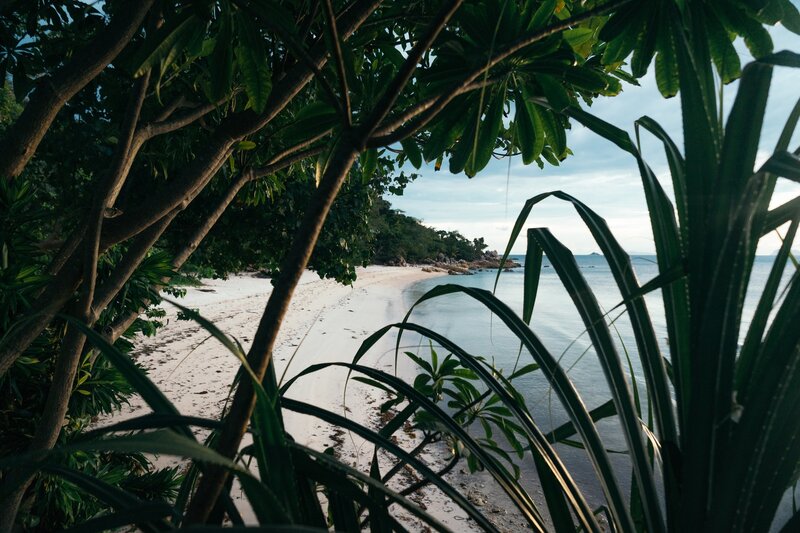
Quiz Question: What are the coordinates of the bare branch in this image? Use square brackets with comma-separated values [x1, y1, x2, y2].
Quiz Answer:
[324, 0, 353, 126]
[141, 97, 230, 139]
[251, 145, 325, 180]
[94, 141, 322, 339]
[102, 72, 152, 213]
[91, 211, 180, 318]
[368, 77, 499, 145]
[260, 127, 332, 165]
[361, 0, 463, 136]
[152, 95, 189, 123]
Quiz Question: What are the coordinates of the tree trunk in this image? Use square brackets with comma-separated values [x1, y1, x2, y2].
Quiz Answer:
[185, 140, 361, 523]
[0, 73, 152, 530]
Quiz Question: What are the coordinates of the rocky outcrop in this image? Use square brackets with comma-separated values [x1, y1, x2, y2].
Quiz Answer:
[418, 251, 521, 275]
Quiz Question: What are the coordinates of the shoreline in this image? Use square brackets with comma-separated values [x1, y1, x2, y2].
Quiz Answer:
[106, 265, 493, 529]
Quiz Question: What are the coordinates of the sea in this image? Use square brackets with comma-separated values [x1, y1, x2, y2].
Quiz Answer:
[401, 254, 795, 528]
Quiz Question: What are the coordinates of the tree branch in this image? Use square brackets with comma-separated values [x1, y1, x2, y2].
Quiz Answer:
[152, 95, 189, 123]
[0, 71, 152, 530]
[0, 0, 384, 384]
[323, 0, 353, 126]
[368, 0, 633, 147]
[185, 137, 361, 523]
[101, 0, 384, 249]
[95, 144, 322, 347]
[368, 77, 499, 145]
[361, 0, 463, 136]
[251, 146, 325, 180]
[141, 97, 229, 139]
[184, 0, 471, 522]
[91, 211, 180, 319]
[0, 0, 156, 180]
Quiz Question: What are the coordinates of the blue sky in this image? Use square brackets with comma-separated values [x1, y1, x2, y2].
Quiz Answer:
[390, 25, 800, 254]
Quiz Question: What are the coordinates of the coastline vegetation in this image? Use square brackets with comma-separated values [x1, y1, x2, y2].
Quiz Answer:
[0, 0, 799, 531]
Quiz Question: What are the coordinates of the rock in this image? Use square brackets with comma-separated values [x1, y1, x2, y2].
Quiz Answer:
[467, 491, 487, 506]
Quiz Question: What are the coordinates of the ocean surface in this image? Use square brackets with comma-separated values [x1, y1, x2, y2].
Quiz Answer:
[400, 254, 795, 526]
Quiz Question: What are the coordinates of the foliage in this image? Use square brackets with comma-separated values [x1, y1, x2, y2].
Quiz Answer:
[371, 198, 488, 264]
[1, 0, 798, 530]
[168, 155, 419, 284]
[386, 34, 800, 533]
[0, 178, 182, 529]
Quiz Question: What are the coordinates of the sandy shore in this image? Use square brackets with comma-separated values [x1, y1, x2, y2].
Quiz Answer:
[108, 265, 496, 529]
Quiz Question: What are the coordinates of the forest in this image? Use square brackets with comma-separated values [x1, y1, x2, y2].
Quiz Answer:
[1, 0, 800, 531]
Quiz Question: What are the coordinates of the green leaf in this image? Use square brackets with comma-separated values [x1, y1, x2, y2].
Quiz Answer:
[281, 398, 499, 532]
[400, 138, 422, 169]
[737, 217, 799, 393]
[537, 74, 571, 112]
[761, 151, 800, 182]
[715, 3, 774, 58]
[758, 50, 800, 68]
[522, 232, 542, 325]
[60, 316, 188, 434]
[654, 18, 679, 98]
[360, 148, 378, 184]
[705, 8, 742, 84]
[236, 0, 297, 35]
[780, 0, 800, 34]
[514, 87, 544, 165]
[599, 6, 641, 43]
[423, 96, 472, 163]
[539, 109, 566, 158]
[561, 67, 610, 94]
[564, 107, 637, 156]
[236, 140, 257, 150]
[60, 501, 174, 533]
[602, 11, 645, 66]
[467, 91, 505, 176]
[283, 102, 338, 145]
[529, 229, 664, 533]
[44, 465, 171, 533]
[563, 27, 595, 57]
[283, 358, 550, 529]
[162, 300, 302, 521]
[235, 12, 272, 113]
[630, 7, 659, 77]
[449, 102, 480, 174]
[390, 288, 633, 531]
[527, 0, 556, 31]
[130, 13, 201, 78]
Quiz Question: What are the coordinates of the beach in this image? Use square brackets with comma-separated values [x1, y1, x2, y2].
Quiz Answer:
[107, 265, 502, 530]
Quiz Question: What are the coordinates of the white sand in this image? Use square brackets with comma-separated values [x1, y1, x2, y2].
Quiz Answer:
[110, 265, 490, 530]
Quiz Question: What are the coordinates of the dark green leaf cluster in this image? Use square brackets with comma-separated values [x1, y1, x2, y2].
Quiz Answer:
[371, 198, 489, 264]
[598, 0, 800, 96]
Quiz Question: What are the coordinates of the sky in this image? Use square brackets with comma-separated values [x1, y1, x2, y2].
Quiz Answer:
[389, 24, 800, 254]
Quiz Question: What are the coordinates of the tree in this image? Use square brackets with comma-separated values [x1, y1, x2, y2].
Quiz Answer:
[0, 0, 796, 529]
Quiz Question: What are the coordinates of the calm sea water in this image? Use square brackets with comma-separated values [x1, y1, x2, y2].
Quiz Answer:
[400, 254, 794, 525]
